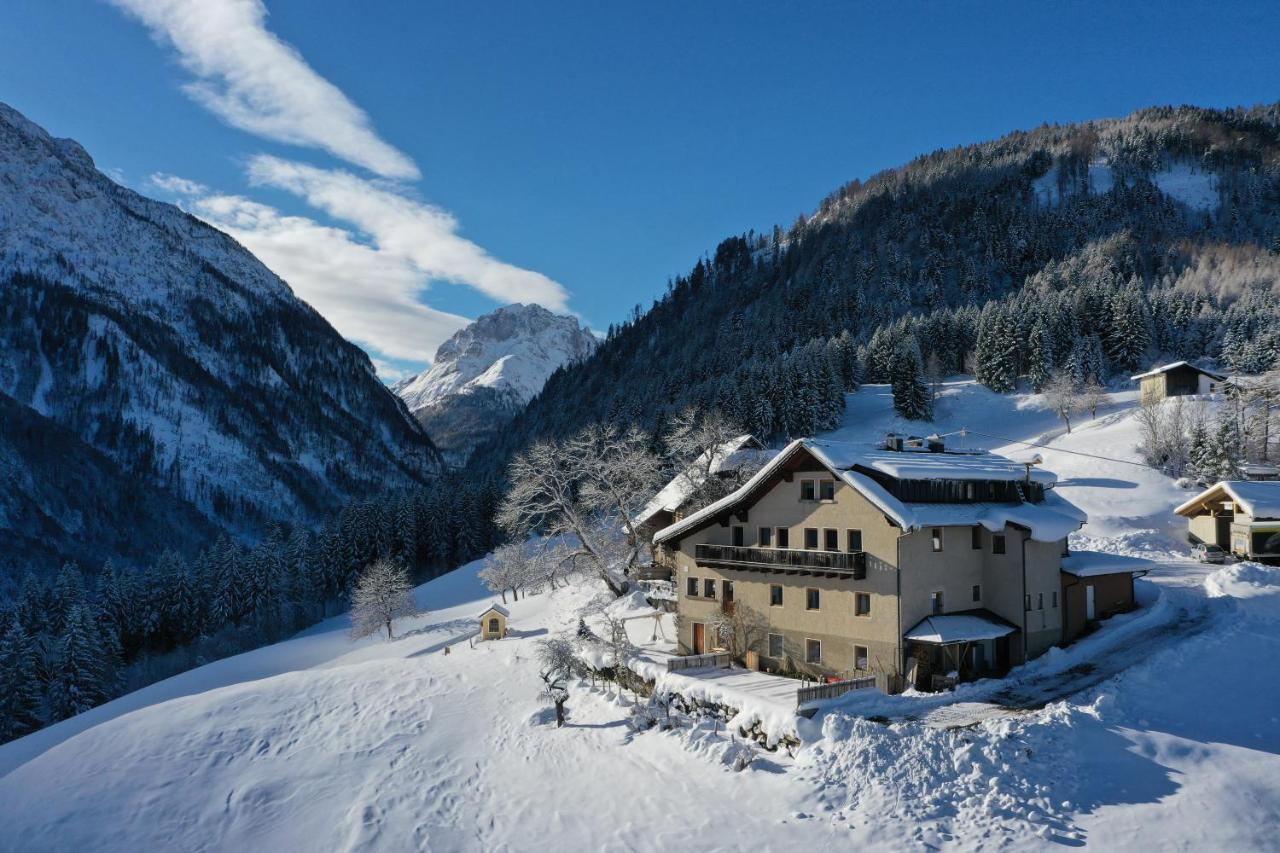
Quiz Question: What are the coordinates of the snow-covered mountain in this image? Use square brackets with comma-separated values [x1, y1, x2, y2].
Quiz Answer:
[394, 303, 596, 461]
[0, 102, 440, 574]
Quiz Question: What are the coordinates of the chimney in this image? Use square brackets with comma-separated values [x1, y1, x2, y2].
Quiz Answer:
[885, 432, 903, 452]
[926, 434, 945, 453]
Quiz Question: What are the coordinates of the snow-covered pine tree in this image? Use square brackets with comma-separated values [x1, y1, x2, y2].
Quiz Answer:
[891, 338, 933, 421]
[975, 306, 1019, 393]
[0, 617, 44, 742]
[1027, 321, 1054, 392]
[47, 604, 110, 722]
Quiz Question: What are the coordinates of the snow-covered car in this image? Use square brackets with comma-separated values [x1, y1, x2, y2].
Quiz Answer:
[1191, 543, 1227, 564]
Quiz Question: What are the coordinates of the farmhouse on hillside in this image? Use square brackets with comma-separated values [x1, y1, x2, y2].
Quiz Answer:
[1130, 361, 1227, 404]
[1175, 481, 1280, 564]
[652, 434, 1145, 693]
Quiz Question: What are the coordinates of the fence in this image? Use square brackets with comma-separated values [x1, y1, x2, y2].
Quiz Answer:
[667, 652, 732, 673]
[795, 675, 876, 707]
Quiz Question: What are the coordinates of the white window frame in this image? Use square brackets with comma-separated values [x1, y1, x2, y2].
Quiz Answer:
[854, 644, 869, 671]
[767, 633, 784, 658]
[805, 637, 822, 664]
[855, 592, 871, 616]
[769, 584, 784, 607]
[806, 587, 821, 611]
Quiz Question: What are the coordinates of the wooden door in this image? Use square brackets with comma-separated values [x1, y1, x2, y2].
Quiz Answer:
[692, 622, 705, 654]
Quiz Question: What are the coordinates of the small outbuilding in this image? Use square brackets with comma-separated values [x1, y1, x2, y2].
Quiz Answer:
[1059, 551, 1148, 642]
[1130, 361, 1227, 404]
[478, 604, 510, 640]
[1176, 481, 1280, 563]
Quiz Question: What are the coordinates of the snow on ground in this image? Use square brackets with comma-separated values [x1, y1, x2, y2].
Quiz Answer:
[1153, 162, 1219, 212]
[1, 379, 1276, 851]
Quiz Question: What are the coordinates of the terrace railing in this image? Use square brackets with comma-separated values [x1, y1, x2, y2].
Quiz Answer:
[694, 544, 866, 578]
[795, 675, 877, 707]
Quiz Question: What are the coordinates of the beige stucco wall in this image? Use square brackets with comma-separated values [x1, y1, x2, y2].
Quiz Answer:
[1023, 538, 1065, 658]
[670, 471, 902, 681]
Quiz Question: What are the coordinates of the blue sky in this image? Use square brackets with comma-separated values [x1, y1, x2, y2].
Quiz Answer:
[3, 1, 1279, 379]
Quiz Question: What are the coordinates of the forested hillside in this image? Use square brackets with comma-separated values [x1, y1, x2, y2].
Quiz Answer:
[473, 104, 1280, 473]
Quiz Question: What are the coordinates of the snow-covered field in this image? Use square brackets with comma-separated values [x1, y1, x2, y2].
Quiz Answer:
[1, 380, 1277, 851]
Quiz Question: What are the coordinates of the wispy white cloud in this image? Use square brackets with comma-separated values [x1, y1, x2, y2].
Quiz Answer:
[247, 156, 571, 311]
[110, 0, 418, 179]
[154, 173, 467, 363]
[123, 2, 575, 372]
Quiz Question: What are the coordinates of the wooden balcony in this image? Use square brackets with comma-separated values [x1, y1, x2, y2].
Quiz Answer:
[694, 544, 867, 579]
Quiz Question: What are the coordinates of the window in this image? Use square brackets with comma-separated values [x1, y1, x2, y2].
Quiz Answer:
[1052, 590, 1058, 608]
[769, 584, 783, 607]
[687, 577, 698, 597]
[972, 584, 981, 602]
[854, 645, 869, 671]
[819, 479, 835, 501]
[972, 526, 982, 550]
[847, 529, 863, 552]
[931, 528, 943, 552]
[800, 479, 816, 501]
[1037, 592, 1044, 610]
[768, 633, 784, 658]
[824, 528, 839, 551]
[776, 528, 790, 549]
[758, 527, 773, 548]
[992, 534, 1006, 555]
[855, 592, 871, 616]
[806, 588, 820, 611]
[930, 590, 944, 615]
[704, 579, 717, 599]
[805, 638, 822, 664]
[732, 525, 744, 547]
[723, 580, 734, 602]
[489, 618, 499, 634]
[804, 528, 819, 550]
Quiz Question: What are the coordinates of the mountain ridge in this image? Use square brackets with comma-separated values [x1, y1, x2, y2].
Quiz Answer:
[394, 303, 597, 461]
[0, 101, 441, 580]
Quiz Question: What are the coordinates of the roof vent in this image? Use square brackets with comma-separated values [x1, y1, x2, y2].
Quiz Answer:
[926, 434, 945, 453]
[885, 433, 903, 452]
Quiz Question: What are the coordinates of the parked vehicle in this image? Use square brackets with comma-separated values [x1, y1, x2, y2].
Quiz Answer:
[1192, 543, 1227, 564]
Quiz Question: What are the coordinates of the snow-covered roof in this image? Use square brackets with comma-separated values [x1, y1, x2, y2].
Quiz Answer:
[1129, 361, 1227, 382]
[477, 604, 510, 619]
[1060, 550, 1155, 578]
[904, 612, 1017, 644]
[637, 435, 770, 525]
[653, 438, 1085, 545]
[1174, 481, 1280, 520]
[810, 439, 1058, 486]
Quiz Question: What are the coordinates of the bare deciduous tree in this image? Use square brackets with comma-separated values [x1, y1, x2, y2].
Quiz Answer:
[708, 602, 768, 663]
[497, 424, 664, 597]
[535, 637, 576, 727]
[349, 559, 419, 641]
[1079, 380, 1110, 419]
[1043, 370, 1081, 434]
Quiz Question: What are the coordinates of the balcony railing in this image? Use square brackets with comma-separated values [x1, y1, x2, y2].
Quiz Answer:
[694, 544, 866, 578]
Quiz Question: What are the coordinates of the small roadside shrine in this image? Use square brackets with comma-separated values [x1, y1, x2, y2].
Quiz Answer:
[478, 604, 510, 640]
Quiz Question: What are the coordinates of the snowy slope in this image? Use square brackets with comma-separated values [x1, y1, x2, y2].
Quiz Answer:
[393, 304, 596, 460]
[0, 102, 440, 567]
[1, 380, 1276, 851]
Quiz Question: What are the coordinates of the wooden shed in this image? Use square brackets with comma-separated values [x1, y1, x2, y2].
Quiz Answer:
[1130, 361, 1226, 404]
[478, 604, 510, 640]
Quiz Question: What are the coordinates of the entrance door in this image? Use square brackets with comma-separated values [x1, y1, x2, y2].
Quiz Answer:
[692, 622, 705, 654]
[1086, 585, 1096, 621]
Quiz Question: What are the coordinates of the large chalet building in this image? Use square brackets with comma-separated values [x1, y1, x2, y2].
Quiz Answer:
[652, 434, 1138, 693]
